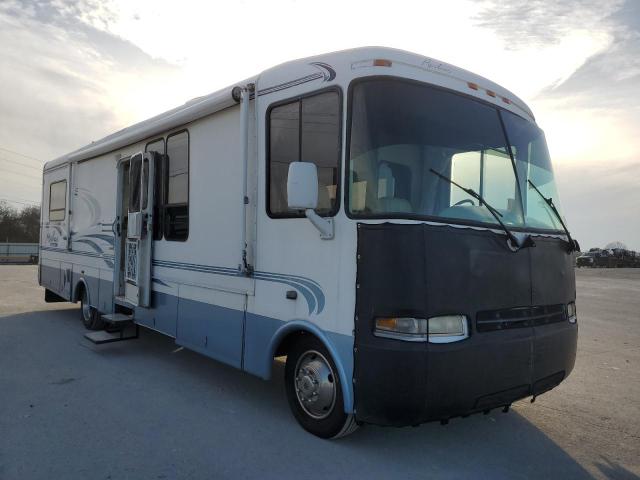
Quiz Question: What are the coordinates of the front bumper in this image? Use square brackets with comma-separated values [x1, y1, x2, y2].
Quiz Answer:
[353, 321, 578, 426]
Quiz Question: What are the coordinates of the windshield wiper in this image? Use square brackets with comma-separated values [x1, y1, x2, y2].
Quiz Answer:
[527, 180, 579, 252]
[430, 168, 534, 251]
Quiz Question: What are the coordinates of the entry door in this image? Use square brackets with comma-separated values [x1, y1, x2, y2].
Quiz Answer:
[124, 152, 155, 307]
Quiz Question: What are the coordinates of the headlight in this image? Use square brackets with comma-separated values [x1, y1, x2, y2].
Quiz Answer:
[374, 315, 469, 343]
[428, 315, 469, 342]
[567, 302, 577, 323]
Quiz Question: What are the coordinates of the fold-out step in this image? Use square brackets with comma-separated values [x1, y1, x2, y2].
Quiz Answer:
[114, 295, 136, 308]
[84, 325, 139, 345]
[101, 313, 134, 323]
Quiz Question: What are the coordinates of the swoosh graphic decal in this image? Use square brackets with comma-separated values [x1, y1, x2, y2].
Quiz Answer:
[78, 234, 115, 247]
[253, 272, 318, 315]
[310, 62, 336, 81]
[254, 271, 325, 314]
[152, 260, 325, 315]
[255, 62, 336, 98]
[76, 188, 101, 225]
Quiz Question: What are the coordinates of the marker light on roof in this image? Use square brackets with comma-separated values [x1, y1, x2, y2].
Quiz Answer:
[468, 82, 514, 106]
[352, 59, 393, 69]
[373, 59, 392, 67]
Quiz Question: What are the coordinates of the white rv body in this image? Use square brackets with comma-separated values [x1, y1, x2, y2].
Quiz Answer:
[40, 47, 576, 435]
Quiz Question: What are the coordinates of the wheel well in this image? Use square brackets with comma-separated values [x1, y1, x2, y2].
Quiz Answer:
[73, 280, 86, 304]
[272, 327, 354, 415]
[274, 329, 310, 358]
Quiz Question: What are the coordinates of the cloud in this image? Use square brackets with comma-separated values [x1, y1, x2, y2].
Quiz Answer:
[474, 0, 624, 48]
[536, 2, 640, 111]
[0, 0, 181, 204]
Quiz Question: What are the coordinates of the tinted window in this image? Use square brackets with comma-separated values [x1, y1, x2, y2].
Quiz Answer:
[165, 131, 189, 240]
[49, 180, 67, 221]
[142, 158, 149, 210]
[166, 131, 189, 205]
[145, 139, 165, 240]
[269, 102, 299, 214]
[129, 154, 142, 212]
[268, 91, 341, 216]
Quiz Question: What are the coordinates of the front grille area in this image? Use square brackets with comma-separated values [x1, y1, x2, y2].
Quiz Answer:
[476, 305, 567, 333]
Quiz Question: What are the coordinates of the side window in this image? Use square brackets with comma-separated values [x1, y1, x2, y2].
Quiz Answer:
[164, 131, 189, 241]
[49, 180, 67, 221]
[268, 90, 341, 217]
[145, 138, 165, 240]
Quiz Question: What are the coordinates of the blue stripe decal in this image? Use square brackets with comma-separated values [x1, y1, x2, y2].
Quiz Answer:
[152, 259, 325, 315]
[39, 250, 325, 314]
[40, 246, 114, 268]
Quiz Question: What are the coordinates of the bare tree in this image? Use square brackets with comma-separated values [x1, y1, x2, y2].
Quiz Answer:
[0, 201, 41, 242]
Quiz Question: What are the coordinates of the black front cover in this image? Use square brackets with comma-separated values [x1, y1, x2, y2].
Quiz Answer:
[354, 222, 576, 425]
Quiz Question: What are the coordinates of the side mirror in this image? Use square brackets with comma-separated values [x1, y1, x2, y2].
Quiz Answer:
[286, 161, 333, 240]
[287, 162, 318, 210]
[572, 239, 581, 253]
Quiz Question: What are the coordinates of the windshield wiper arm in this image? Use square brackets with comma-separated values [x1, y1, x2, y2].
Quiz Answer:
[430, 168, 533, 251]
[527, 180, 578, 252]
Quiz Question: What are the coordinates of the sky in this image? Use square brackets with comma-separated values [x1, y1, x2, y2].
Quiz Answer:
[0, 0, 638, 250]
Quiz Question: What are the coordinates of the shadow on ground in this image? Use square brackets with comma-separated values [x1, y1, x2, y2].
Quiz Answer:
[0, 308, 594, 479]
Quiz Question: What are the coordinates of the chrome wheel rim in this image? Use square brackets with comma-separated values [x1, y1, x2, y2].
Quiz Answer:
[294, 350, 336, 420]
[81, 292, 91, 322]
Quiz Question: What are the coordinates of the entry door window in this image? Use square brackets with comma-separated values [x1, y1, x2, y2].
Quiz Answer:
[129, 154, 142, 212]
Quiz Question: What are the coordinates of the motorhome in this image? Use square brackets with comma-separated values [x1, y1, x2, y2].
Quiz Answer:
[39, 47, 578, 438]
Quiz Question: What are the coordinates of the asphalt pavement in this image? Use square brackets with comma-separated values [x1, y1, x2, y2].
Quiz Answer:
[1, 266, 638, 479]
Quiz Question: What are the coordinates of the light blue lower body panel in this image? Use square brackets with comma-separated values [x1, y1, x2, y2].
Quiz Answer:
[175, 296, 244, 370]
[98, 277, 113, 313]
[135, 291, 178, 337]
[40, 265, 355, 413]
[40, 264, 61, 295]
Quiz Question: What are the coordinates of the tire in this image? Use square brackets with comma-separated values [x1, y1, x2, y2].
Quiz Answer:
[79, 288, 104, 331]
[285, 335, 358, 439]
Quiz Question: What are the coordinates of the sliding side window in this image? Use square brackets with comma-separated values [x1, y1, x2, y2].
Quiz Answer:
[268, 90, 341, 217]
[49, 180, 67, 221]
[164, 131, 189, 241]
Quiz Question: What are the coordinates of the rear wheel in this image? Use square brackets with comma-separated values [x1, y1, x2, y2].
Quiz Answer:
[285, 335, 358, 439]
[79, 288, 104, 331]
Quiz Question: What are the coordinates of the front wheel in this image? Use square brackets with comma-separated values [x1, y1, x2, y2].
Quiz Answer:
[285, 335, 358, 439]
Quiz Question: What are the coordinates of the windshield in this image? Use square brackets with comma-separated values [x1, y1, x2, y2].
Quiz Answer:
[347, 78, 564, 231]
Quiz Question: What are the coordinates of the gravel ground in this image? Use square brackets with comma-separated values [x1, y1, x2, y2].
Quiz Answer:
[0, 265, 638, 480]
